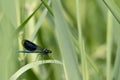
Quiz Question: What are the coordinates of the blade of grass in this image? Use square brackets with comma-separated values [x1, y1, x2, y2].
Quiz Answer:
[52, 0, 81, 80]
[0, 12, 4, 22]
[75, 0, 89, 80]
[106, 11, 113, 80]
[113, 24, 120, 79]
[14, 2, 43, 36]
[85, 53, 99, 74]
[9, 60, 62, 80]
[103, 0, 120, 24]
[0, 0, 19, 80]
[41, 0, 53, 16]
[30, 0, 51, 41]
[113, 40, 120, 80]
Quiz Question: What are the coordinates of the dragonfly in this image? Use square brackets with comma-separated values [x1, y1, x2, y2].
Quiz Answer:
[18, 39, 52, 55]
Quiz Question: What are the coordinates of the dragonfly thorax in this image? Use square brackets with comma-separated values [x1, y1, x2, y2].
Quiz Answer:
[42, 48, 52, 54]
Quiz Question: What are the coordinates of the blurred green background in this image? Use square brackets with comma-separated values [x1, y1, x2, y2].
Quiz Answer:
[0, 0, 120, 80]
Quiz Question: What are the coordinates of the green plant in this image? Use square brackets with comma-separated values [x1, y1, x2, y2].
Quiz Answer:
[0, 0, 120, 80]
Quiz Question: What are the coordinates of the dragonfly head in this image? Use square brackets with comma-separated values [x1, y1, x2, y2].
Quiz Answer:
[43, 49, 52, 54]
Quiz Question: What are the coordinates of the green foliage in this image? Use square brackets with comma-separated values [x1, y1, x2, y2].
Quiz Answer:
[0, 0, 120, 80]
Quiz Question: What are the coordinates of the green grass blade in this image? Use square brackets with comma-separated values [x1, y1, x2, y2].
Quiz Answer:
[0, 0, 18, 80]
[52, 0, 81, 80]
[103, 0, 120, 24]
[113, 22, 120, 79]
[106, 11, 113, 80]
[113, 44, 120, 80]
[0, 12, 4, 22]
[9, 60, 62, 80]
[30, 0, 51, 41]
[15, 2, 43, 36]
[41, 0, 53, 16]
[76, 0, 89, 80]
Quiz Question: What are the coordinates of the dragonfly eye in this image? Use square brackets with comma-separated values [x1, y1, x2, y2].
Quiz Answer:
[43, 49, 52, 54]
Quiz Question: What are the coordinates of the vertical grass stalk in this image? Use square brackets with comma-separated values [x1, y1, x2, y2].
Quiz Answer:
[52, 0, 81, 80]
[106, 11, 113, 80]
[75, 0, 89, 80]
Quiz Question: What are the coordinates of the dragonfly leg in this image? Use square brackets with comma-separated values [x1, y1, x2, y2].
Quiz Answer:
[24, 53, 28, 57]
[35, 53, 46, 64]
[47, 55, 55, 63]
[35, 54, 40, 61]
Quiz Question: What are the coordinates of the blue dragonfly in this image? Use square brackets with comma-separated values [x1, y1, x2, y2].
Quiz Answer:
[18, 40, 52, 60]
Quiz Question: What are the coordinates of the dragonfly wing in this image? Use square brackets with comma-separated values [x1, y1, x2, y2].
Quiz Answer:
[23, 40, 38, 51]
